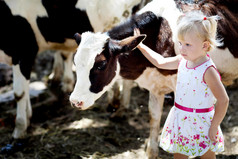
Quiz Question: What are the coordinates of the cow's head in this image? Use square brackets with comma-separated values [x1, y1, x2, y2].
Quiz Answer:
[69, 31, 146, 110]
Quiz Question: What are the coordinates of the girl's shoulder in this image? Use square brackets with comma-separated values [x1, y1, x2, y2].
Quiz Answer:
[203, 59, 221, 84]
[206, 57, 216, 68]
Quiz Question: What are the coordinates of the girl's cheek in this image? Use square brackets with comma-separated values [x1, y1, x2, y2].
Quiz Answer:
[179, 46, 184, 52]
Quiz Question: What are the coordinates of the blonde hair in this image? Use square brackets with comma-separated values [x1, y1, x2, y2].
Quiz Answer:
[177, 10, 222, 52]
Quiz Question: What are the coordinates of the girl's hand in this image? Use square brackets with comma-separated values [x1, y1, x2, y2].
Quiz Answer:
[134, 28, 143, 48]
[134, 28, 141, 36]
[208, 126, 219, 142]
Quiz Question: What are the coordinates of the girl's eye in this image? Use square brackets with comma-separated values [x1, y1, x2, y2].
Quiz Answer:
[178, 42, 182, 46]
[186, 43, 190, 46]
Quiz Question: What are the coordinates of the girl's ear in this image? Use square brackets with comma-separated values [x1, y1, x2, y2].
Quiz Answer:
[203, 41, 210, 51]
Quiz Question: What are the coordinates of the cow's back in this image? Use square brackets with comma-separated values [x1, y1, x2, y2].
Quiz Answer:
[0, 1, 38, 78]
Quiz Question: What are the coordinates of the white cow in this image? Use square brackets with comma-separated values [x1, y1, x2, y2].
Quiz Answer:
[0, 0, 142, 139]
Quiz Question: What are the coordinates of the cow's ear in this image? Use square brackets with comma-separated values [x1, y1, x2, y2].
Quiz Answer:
[119, 34, 147, 52]
[74, 33, 81, 45]
[108, 34, 146, 55]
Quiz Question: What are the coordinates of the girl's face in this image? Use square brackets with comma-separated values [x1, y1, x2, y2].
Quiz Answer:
[178, 32, 209, 63]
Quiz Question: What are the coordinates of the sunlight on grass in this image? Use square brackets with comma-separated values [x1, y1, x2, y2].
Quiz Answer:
[109, 148, 146, 159]
[32, 127, 49, 136]
[65, 118, 109, 129]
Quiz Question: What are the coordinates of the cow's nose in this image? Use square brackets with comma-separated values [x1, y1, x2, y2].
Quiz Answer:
[70, 100, 84, 109]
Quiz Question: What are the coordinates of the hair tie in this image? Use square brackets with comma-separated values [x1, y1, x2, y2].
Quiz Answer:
[203, 17, 207, 20]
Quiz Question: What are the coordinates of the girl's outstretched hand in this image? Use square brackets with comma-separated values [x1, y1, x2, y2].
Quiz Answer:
[134, 28, 143, 49]
[134, 28, 141, 36]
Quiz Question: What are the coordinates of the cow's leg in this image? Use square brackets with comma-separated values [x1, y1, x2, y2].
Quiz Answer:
[108, 79, 134, 117]
[49, 51, 64, 83]
[12, 64, 31, 139]
[121, 79, 134, 109]
[62, 52, 75, 93]
[146, 92, 164, 159]
[107, 80, 120, 106]
[50, 51, 74, 93]
[107, 80, 121, 114]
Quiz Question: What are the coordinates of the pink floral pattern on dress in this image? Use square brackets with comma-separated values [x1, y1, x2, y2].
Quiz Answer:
[160, 57, 224, 156]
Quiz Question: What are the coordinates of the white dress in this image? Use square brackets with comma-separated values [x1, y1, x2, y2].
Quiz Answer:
[159, 57, 224, 156]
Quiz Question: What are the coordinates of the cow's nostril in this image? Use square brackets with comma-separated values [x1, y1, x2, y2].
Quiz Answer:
[70, 100, 83, 109]
[76, 101, 83, 108]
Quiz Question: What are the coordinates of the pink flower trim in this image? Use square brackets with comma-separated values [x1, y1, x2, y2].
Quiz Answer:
[186, 57, 210, 70]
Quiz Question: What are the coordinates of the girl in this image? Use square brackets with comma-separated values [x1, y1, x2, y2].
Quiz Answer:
[134, 10, 229, 159]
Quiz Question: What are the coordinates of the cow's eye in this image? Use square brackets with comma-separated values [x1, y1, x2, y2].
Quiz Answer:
[97, 60, 107, 70]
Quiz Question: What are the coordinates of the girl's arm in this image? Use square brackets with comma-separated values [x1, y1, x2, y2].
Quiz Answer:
[137, 43, 181, 70]
[204, 67, 229, 142]
[134, 28, 181, 70]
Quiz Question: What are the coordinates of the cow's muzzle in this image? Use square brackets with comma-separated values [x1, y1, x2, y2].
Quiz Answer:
[70, 100, 84, 109]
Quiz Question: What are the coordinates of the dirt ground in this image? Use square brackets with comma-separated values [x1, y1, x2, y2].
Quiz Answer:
[0, 52, 238, 159]
[0, 84, 238, 159]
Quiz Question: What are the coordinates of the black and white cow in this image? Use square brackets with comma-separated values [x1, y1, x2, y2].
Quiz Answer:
[0, 0, 142, 139]
[70, 0, 238, 158]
